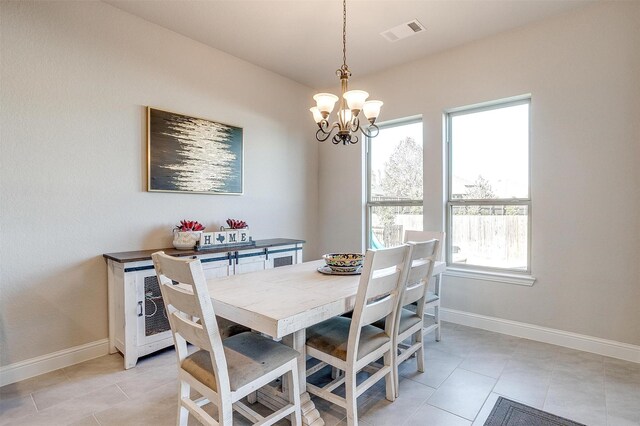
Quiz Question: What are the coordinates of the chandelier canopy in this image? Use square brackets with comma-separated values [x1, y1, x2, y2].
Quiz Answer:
[310, 0, 383, 145]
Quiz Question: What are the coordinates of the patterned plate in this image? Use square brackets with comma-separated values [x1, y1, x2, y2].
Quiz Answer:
[317, 265, 362, 275]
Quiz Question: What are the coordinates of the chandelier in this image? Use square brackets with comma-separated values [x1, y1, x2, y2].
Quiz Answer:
[310, 0, 383, 145]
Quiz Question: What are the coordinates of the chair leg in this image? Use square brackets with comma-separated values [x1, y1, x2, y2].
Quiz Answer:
[345, 370, 359, 426]
[435, 305, 441, 342]
[331, 366, 340, 379]
[416, 329, 425, 373]
[394, 355, 400, 399]
[383, 349, 396, 402]
[285, 364, 302, 426]
[219, 401, 233, 426]
[177, 381, 190, 426]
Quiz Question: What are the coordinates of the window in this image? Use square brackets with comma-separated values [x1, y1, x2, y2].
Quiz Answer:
[366, 118, 423, 249]
[446, 97, 531, 273]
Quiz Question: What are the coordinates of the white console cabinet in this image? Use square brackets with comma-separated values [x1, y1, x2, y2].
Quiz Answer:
[103, 239, 304, 369]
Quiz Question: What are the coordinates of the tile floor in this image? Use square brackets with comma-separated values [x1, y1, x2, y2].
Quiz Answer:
[1, 323, 638, 426]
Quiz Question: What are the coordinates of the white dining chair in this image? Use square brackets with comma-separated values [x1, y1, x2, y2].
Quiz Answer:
[373, 239, 439, 396]
[152, 251, 302, 426]
[305, 245, 412, 426]
[404, 230, 445, 341]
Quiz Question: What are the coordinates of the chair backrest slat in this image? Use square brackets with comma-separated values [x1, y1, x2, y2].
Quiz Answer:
[168, 311, 212, 351]
[367, 269, 402, 301]
[401, 239, 438, 306]
[361, 295, 396, 325]
[405, 260, 431, 286]
[155, 258, 199, 286]
[404, 230, 444, 261]
[399, 238, 440, 321]
[160, 281, 202, 319]
[402, 282, 426, 306]
[152, 251, 231, 394]
[347, 245, 412, 363]
[370, 247, 409, 271]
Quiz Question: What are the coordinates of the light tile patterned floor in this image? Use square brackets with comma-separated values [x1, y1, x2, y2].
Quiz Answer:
[1, 323, 639, 426]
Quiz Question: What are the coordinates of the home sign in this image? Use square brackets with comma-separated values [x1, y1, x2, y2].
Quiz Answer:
[198, 228, 252, 249]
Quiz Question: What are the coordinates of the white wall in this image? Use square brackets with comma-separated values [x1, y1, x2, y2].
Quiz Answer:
[319, 2, 640, 345]
[0, 1, 319, 366]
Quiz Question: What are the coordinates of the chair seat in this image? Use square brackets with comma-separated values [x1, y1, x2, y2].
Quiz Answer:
[306, 316, 389, 361]
[181, 332, 299, 392]
[373, 308, 422, 335]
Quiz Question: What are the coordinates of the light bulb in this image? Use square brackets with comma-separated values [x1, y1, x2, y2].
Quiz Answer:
[338, 109, 353, 125]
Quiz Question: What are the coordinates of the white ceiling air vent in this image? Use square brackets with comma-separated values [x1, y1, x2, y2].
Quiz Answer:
[380, 19, 425, 42]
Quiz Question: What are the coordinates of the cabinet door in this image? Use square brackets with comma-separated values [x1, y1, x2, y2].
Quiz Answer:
[133, 269, 172, 346]
[200, 254, 233, 279]
[234, 249, 267, 275]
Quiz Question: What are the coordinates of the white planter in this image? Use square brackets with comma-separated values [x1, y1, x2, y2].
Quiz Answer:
[172, 231, 203, 250]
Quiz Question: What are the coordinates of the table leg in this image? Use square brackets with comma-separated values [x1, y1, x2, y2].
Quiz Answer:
[256, 329, 324, 426]
[283, 329, 307, 393]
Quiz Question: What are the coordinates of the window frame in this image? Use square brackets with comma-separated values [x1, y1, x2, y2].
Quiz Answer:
[445, 96, 532, 275]
[365, 116, 423, 249]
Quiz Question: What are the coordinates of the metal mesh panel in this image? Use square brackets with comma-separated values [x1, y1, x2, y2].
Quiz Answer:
[144, 276, 170, 336]
[274, 256, 293, 268]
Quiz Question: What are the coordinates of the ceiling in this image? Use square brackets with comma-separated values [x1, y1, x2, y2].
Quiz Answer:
[105, 0, 594, 88]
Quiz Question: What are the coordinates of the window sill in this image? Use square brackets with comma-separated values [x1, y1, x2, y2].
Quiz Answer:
[443, 267, 536, 286]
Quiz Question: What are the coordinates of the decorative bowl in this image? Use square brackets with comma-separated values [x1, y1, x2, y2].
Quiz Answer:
[322, 253, 364, 271]
[325, 264, 361, 273]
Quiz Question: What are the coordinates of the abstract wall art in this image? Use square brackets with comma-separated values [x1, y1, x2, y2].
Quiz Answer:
[147, 107, 243, 194]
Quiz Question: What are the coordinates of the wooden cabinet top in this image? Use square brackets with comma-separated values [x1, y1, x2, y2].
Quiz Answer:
[103, 238, 305, 263]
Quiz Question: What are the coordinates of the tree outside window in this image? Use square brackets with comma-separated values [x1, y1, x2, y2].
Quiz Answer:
[367, 121, 423, 249]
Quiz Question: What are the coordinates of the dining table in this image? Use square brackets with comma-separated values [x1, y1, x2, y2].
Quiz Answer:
[206, 258, 446, 426]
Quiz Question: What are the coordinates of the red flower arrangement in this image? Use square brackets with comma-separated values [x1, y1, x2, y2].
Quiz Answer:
[175, 220, 205, 232]
[226, 218, 248, 229]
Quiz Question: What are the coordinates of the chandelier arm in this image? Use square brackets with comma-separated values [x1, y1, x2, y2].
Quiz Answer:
[360, 123, 380, 139]
[318, 119, 331, 133]
[316, 129, 331, 142]
[332, 132, 358, 145]
[350, 116, 360, 133]
[315, 122, 340, 142]
[315, 128, 332, 142]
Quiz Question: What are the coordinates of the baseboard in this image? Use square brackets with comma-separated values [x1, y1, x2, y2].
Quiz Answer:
[440, 308, 640, 363]
[2, 312, 637, 388]
[0, 339, 110, 387]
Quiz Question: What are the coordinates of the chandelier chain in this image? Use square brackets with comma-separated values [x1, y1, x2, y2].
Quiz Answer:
[310, 0, 382, 145]
[342, 0, 347, 68]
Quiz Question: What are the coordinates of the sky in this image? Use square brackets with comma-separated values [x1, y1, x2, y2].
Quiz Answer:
[451, 103, 529, 198]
